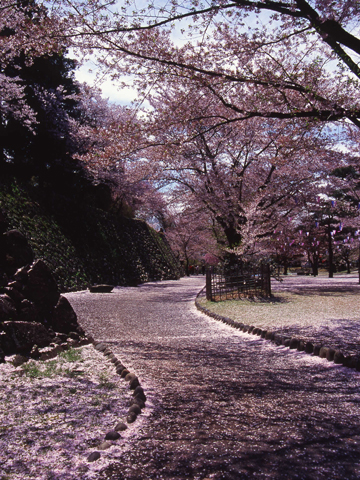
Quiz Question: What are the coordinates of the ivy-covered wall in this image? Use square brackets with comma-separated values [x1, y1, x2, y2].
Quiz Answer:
[0, 180, 181, 292]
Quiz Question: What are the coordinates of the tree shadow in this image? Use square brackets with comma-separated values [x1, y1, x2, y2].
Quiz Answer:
[101, 337, 360, 480]
[275, 284, 360, 296]
[272, 318, 360, 356]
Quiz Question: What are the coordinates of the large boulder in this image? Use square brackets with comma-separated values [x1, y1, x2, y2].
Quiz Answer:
[18, 299, 40, 323]
[22, 260, 60, 313]
[0, 229, 87, 356]
[0, 294, 17, 321]
[2, 229, 34, 275]
[1, 321, 52, 355]
[13, 265, 29, 283]
[4, 283, 24, 305]
[50, 296, 79, 334]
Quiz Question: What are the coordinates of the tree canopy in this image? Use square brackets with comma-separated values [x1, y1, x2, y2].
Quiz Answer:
[48, 0, 360, 128]
[2, 0, 360, 268]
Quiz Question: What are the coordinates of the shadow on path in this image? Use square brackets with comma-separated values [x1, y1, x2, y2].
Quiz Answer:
[67, 276, 360, 480]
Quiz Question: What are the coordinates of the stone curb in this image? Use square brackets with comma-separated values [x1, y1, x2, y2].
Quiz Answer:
[86, 339, 147, 463]
[195, 288, 360, 372]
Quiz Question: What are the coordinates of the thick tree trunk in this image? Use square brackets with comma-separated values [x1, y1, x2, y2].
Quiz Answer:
[224, 226, 242, 249]
[311, 260, 318, 277]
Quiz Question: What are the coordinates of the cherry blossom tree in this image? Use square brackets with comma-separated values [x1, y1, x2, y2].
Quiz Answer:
[335, 242, 358, 273]
[265, 223, 302, 274]
[163, 203, 221, 275]
[72, 85, 167, 217]
[0, 0, 88, 189]
[4, 0, 360, 265]
[47, 0, 360, 131]
[39, 0, 360, 261]
[268, 185, 359, 276]
[0, 0, 68, 126]
[0, 1, 173, 222]
[145, 85, 339, 252]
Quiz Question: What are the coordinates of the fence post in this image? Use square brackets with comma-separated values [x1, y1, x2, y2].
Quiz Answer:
[261, 264, 264, 294]
[266, 263, 271, 297]
[260, 264, 271, 297]
[206, 268, 212, 301]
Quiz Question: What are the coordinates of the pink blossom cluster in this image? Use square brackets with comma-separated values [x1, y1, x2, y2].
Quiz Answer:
[0, 0, 67, 124]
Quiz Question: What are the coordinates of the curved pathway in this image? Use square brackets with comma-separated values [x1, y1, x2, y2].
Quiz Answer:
[67, 276, 360, 480]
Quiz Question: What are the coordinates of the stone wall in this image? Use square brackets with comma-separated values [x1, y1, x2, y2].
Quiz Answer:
[0, 180, 181, 292]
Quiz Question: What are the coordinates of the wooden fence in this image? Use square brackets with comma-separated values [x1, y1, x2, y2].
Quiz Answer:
[206, 263, 271, 301]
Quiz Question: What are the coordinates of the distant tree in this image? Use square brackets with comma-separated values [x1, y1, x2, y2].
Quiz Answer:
[267, 224, 302, 275]
[293, 190, 358, 276]
[146, 89, 338, 252]
[164, 204, 221, 275]
[335, 242, 358, 274]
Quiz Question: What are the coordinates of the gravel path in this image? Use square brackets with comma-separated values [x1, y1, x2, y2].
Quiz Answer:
[66, 276, 360, 480]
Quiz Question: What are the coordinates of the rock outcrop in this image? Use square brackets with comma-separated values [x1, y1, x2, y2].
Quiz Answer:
[0, 212, 88, 363]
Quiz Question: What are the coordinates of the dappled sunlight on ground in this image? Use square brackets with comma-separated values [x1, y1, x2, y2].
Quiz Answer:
[2, 275, 359, 479]
[68, 276, 360, 479]
[199, 273, 360, 355]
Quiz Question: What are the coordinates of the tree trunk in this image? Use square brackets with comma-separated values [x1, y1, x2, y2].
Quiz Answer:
[311, 260, 318, 277]
[224, 225, 242, 249]
[184, 255, 190, 276]
[283, 258, 288, 275]
[327, 221, 334, 278]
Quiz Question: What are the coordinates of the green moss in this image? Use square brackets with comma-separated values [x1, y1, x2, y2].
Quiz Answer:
[59, 348, 82, 362]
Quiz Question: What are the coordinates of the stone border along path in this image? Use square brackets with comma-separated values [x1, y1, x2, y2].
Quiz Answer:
[86, 341, 148, 463]
[66, 276, 360, 480]
[195, 286, 360, 371]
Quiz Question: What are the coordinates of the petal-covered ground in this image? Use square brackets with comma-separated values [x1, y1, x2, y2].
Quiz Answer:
[67, 275, 360, 479]
[0, 346, 151, 480]
[1, 274, 360, 479]
[198, 273, 360, 355]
